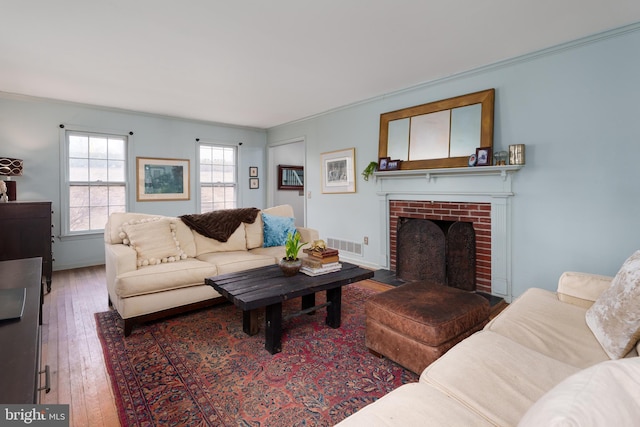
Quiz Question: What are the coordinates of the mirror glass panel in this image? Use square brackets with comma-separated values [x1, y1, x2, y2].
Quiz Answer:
[387, 118, 409, 160]
[379, 89, 494, 170]
[450, 103, 482, 157]
[409, 110, 450, 160]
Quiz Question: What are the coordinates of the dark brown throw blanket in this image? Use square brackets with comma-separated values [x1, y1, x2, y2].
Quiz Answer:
[179, 207, 260, 242]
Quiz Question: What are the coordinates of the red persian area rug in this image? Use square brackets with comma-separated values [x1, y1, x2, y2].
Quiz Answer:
[95, 284, 417, 426]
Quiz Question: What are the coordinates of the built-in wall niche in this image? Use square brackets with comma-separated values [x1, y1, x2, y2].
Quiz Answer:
[277, 165, 304, 190]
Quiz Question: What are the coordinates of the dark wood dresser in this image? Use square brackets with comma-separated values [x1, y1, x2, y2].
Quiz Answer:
[0, 258, 48, 403]
[0, 201, 53, 292]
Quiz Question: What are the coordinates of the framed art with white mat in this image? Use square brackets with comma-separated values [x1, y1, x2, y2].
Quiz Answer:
[321, 148, 356, 194]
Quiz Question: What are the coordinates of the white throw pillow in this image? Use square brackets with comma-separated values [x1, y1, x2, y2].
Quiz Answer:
[518, 358, 640, 427]
[585, 250, 640, 359]
[120, 217, 186, 267]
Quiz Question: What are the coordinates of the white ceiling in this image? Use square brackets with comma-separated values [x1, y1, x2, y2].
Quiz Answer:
[2, 1, 640, 129]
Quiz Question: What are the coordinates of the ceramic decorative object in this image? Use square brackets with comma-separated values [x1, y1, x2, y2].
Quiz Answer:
[279, 258, 303, 276]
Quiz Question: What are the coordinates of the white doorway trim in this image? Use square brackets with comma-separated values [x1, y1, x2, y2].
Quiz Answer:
[267, 136, 306, 225]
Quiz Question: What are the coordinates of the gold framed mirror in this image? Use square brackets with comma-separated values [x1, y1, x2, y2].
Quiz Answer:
[378, 89, 495, 170]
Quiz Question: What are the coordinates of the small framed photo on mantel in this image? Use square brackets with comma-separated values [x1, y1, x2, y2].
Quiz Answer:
[386, 159, 400, 170]
[378, 157, 390, 171]
[475, 147, 492, 166]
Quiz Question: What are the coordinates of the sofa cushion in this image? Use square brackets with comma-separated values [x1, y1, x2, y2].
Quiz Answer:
[245, 205, 295, 249]
[262, 212, 296, 247]
[197, 251, 275, 275]
[421, 331, 580, 427]
[485, 287, 611, 368]
[334, 382, 494, 427]
[248, 246, 285, 263]
[586, 250, 640, 359]
[245, 211, 263, 249]
[518, 357, 640, 427]
[121, 217, 187, 267]
[173, 218, 197, 258]
[194, 225, 247, 256]
[557, 271, 613, 308]
[115, 258, 218, 297]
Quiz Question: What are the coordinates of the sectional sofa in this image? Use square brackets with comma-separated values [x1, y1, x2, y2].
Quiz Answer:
[337, 251, 640, 426]
[104, 204, 318, 336]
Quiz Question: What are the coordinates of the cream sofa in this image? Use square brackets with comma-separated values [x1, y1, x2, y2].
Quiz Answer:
[337, 252, 640, 426]
[104, 205, 318, 336]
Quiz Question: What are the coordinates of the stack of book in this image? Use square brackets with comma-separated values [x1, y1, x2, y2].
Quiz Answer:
[301, 248, 341, 276]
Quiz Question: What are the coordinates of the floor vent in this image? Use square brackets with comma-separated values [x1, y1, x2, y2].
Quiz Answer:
[326, 237, 363, 256]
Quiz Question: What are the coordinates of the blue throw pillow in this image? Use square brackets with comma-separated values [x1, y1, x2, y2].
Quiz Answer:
[262, 213, 297, 247]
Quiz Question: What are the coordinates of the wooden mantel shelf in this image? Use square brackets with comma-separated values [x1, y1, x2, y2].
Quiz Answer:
[373, 165, 523, 182]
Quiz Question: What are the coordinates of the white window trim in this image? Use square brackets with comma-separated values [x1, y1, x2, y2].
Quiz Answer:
[196, 139, 240, 213]
[58, 124, 133, 239]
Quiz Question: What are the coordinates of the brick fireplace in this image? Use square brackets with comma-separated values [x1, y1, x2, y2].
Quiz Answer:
[374, 165, 522, 301]
[389, 200, 492, 294]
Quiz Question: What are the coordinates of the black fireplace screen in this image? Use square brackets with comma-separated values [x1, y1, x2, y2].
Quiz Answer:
[396, 218, 476, 291]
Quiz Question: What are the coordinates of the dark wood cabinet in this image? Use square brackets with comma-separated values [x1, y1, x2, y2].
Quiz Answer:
[0, 258, 46, 403]
[0, 201, 53, 292]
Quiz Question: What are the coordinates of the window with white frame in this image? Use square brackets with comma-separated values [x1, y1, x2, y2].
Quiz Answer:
[64, 130, 127, 234]
[199, 143, 237, 213]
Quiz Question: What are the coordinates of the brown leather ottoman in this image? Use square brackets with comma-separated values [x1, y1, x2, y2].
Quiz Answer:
[365, 281, 490, 374]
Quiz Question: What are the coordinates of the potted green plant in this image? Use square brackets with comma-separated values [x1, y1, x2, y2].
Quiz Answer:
[279, 231, 306, 276]
[361, 161, 378, 181]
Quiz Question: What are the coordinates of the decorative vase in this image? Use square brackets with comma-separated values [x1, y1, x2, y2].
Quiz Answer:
[279, 258, 302, 276]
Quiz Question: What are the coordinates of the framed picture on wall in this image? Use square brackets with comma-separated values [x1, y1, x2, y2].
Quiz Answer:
[321, 148, 356, 194]
[249, 178, 259, 189]
[278, 165, 304, 190]
[249, 166, 258, 177]
[136, 157, 190, 201]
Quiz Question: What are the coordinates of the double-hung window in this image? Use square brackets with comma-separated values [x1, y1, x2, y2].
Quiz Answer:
[199, 143, 237, 213]
[63, 130, 127, 235]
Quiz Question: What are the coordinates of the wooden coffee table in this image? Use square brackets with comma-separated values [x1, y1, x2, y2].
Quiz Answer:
[205, 262, 374, 354]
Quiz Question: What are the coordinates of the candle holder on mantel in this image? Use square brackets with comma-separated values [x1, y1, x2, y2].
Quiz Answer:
[0, 157, 24, 201]
[494, 151, 508, 166]
[508, 144, 525, 165]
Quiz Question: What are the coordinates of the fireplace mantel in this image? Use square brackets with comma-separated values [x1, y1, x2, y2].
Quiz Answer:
[376, 165, 523, 302]
[374, 165, 522, 183]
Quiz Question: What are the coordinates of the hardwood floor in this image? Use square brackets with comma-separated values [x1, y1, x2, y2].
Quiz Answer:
[38, 265, 504, 427]
[40, 265, 120, 427]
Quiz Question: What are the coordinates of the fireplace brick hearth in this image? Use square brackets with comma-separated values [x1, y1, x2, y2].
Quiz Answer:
[390, 200, 492, 294]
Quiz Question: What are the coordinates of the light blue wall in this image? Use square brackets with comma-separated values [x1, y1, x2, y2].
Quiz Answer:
[268, 23, 640, 297]
[0, 95, 267, 270]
